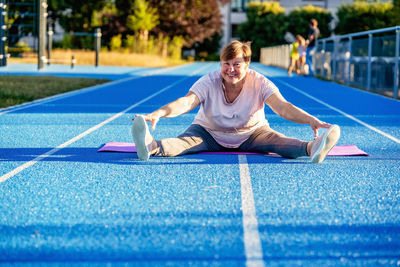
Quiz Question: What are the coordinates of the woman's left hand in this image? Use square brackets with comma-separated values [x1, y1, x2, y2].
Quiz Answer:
[310, 117, 331, 138]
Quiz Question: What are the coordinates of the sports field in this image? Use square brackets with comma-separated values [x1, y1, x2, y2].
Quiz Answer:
[0, 62, 399, 266]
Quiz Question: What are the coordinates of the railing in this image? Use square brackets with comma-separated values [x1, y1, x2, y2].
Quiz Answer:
[260, 44, 291, 69]
[260, 26, 400, 99]
[46, 27, 102, 68]
[315, 26, 399, 99]
[0, 0, 102, 69]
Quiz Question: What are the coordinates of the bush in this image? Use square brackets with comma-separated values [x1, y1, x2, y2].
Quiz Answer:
[60, 35, 73, 49]
[287, 5, 331, 40]
[335, 1, 394, 35]
[206, 53, 220, 61]
[8, 42, 32, 57]
[238, 2, 288, 61]
[122, 33, 183, 59]
[110, 34, 122, 51]
[193, 33, 221, 61]
[124, 35, 136, 50]
[80, 36, 95, 50]
[168, 36, 184, 60]
[391, 0, 400, 26]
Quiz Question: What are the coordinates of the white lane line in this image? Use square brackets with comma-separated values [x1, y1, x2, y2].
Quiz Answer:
[0, 63, 194, 116]
[253, 66, 400, 144]
[0, 63, 212, 184]
[238, 154, 265, 267]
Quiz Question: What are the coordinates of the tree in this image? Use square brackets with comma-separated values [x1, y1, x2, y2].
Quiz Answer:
[126, 0, 159, 43]
[390, 0, 400, 26]
[148, 0, 226, 47]
[91, 3, 124, 48]
[238, 2, 288, 61]
[47, 0, 68, 31]
[57, 0, 108, 32]
[49, 0, 108, 49]
[287, 5, 331, 40]
[335, 1, 394, 35]
[194, 33, 222, 60]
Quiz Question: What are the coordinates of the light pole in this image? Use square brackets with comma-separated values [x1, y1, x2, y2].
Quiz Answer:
[38, 0, 47, 69]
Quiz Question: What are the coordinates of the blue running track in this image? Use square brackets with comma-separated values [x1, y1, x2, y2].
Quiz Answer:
[0, 63, 399, 266]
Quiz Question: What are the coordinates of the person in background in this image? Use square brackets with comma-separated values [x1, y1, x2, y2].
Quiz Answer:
[297, 35, 307, 74]
[288, 35, 307, 76]
[306, 18, 320, 76]
[131, 40, 340, 163]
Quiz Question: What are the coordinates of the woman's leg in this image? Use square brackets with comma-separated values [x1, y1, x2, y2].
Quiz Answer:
[153, 124, 223, 157]
[239, 126, 309, 159]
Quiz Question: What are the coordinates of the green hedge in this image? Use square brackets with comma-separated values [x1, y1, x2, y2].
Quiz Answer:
[287, 5, 331, 40]
[335, 1, 395, 35]
[238, 2, 287, 61]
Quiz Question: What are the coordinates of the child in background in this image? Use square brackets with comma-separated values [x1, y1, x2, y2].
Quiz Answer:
[288, 35, 307, 76]
[297, 35, 307, 75]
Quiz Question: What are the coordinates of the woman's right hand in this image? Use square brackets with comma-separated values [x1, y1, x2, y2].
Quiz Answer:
[132, 92, 200, 131]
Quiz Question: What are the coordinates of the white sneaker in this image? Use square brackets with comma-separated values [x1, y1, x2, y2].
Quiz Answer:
[310, 125, 340, 163]
[131, 115, 154, 161]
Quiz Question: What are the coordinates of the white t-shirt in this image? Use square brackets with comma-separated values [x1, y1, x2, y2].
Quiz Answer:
[298, 45, 306, 57]
[189, 69, 279, 148]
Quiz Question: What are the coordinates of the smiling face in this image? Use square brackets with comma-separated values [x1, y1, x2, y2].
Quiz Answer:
[219, 41, 252, 87]
[220, 55, 249, 86]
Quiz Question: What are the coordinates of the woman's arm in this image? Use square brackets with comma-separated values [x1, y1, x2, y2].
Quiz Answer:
[265, 91, 331, 137]
[136, 92, 200, 130]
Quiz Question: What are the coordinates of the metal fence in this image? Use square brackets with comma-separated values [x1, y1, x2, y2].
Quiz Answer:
[315, 26, 399, 99]
[0, 0, 102, 69]
[260, 26, 400, 99]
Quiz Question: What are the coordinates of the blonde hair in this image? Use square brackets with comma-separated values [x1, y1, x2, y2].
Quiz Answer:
[296, 35, 306, 46]
[220, 40, 252, 63]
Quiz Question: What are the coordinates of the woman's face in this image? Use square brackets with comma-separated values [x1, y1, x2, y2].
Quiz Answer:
[220, 54, 249, 86]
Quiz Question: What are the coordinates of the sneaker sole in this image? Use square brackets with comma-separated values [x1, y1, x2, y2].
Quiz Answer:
[311, 125, 340, 163]
[131, 116, 150, 161]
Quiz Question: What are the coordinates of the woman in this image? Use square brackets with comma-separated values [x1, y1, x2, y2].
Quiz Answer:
[132, 40, 340, 163]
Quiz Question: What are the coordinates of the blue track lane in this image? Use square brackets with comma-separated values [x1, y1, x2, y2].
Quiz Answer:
[0, 63, 399, 266]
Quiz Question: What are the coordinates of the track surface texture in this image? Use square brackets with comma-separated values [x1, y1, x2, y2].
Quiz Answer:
[0, 63, 399, 266]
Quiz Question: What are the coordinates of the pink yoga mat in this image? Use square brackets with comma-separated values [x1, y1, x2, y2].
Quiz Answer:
[98, 142, 369, 156]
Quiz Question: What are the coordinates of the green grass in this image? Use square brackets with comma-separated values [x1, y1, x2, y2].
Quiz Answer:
[0, 76, 110, 108]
